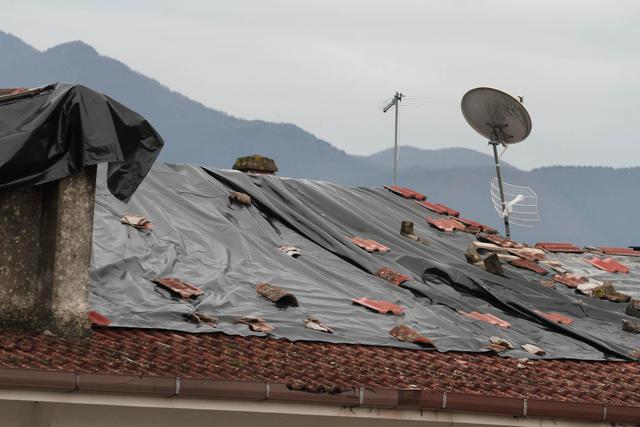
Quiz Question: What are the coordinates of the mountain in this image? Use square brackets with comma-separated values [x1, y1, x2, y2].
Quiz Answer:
[356, 164, 640, 246]
[1, 31, 639, 246]
[365, 146, 514, 170]
[0, 32, 373, 181]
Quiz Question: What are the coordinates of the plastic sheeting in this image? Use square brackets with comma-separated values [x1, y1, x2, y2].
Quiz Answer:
[0, 83, 164, 201]
[91, 163, 640, 360]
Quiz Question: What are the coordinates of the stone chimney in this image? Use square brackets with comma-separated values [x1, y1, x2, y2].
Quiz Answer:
[232, 155, 278, 174]
[0, 166, 96, 337]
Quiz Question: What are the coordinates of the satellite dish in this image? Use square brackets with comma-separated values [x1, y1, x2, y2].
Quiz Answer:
[460, 87, 534, 238]
[461, 87, 531, 144]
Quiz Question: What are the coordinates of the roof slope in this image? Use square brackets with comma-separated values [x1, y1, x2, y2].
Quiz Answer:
[1, 328, 639, 404]
[1, 164, 640, 422]
[89, 163, 640, 360]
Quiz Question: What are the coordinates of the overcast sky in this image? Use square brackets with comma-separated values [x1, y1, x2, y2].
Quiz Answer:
[3, 1, 639, 169]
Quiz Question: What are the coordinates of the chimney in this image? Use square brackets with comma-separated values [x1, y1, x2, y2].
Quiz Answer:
[233, 155, 278, 174]
[0, 166, 96, 337]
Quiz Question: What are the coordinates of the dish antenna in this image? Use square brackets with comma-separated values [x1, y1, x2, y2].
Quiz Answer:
[461, 87, 534, 238]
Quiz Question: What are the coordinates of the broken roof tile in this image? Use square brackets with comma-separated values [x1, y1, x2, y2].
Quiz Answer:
[384, 185, 426, 201]
[236, 316, 274, 333]
[552, 274, 589, 289]
[436, 203, 460, 217]
[375, 267, 411, 286]
[598, 247, 640, 257]
[456, 217, 497, 234]
[459, 311, 511, 328]
[455, 217, 482, 229]
[535, 242, 583, 253]
[417, 200, 449, 215]
[539, 279, 557, 289]
[509, 259, 548, 275]
[534, 310, 575, 325]
[120, 215, 153, 230]
[277, 245, 302, 257]
[389, 325, 435, 347]
[478, 234, 525, 249]
[0, 88, 28, 98]
[489, 336, 514, 352]
[350, 237, 390, 253]
[304, 316, 333, 333]
[88, 310, 111, 327]
[183, 311, 217, 327]
[256, 283, 299, 308]
[152, 278, 204, 299]
[352, 297, 405, 315]
[576, 282, 600, 295]
[508, 247, 546, 262]
[522, 344, 545, 355]
[229, 191, 252, 205]
[586, 257, 630, 274]
[426, 217, 466, 232]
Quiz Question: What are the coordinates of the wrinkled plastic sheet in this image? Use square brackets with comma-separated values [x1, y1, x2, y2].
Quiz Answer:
[91, 163, 640, 360]
[0, 83, 164, 201]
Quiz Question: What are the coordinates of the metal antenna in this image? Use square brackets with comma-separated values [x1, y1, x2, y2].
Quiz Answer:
[490, 128, 511, 237]
[383, 91, 404, 185]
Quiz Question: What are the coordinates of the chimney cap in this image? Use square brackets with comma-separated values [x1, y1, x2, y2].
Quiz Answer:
[233, 155, 278, 174]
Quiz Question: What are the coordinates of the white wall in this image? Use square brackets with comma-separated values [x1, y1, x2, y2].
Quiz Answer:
[0, 391, 628, 427]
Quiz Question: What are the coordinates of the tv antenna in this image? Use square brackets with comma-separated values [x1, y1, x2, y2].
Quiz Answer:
[461, 87, 535, 238]
[490, 179, 540, 228]
[383, 91, 404, 185]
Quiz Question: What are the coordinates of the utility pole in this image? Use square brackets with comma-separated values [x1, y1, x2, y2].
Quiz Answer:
[383, 91, 404, 186]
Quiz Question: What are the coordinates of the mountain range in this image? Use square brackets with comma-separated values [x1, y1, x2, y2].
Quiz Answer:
[1, 30, 638, 246]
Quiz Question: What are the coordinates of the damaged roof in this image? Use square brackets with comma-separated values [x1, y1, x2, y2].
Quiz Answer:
[1, 163, 639, 422]
[2, 84, 639, 422]
[84, 163, 640, 361]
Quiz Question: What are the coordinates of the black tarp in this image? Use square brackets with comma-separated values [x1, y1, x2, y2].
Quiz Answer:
[91, 163, 640, 361]
[0, 83, 163, 201]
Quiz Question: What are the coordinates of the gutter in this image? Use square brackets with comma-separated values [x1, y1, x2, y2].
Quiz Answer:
[0, 368, 638, 423]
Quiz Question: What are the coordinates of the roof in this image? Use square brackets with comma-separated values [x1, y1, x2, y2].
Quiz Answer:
[1, 328, 639, 422]
[87, 163, 640, 360]
[2, 163, 640, 423]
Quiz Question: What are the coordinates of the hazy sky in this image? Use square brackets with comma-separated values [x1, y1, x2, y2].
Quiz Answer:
[3, 1, 639, 169]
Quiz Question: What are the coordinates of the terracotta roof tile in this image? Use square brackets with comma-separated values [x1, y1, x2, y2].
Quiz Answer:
[426, 217, 466, 232]
[0, 329, 639, 406]
[586, 257, 630, 274]
[599, 247, 640, 257]
[384, 185, 426, 201]
[535, 242, 583, 253]
[350, 237, 390, 253]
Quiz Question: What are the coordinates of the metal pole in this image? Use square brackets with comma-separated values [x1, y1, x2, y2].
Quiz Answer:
[393, 94, 399, 186]
[383, 92, 403, 186]
[491, 141, 511, 238]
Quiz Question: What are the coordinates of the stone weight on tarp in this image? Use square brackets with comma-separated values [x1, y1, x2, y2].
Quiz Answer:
[400, 221, 414, 236]
[256, 283, 298, 308]
[233, 155, 278, 174]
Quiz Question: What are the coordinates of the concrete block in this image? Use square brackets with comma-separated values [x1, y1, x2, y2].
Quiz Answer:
[0, 166, 96, 336]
